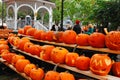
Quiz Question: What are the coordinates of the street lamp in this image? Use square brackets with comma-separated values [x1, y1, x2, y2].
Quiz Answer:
[60, 0, 64, 31]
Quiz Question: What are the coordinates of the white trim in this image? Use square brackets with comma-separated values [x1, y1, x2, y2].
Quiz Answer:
[17, 4, 35, 12]
[7, 5, 15, 17]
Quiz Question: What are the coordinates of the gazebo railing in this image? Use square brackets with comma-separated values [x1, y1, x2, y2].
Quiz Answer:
[6, 19, 49, 31]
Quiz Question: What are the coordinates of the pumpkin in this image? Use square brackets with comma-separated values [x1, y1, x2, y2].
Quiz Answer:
[40, 31, 47, 40]
[53, 31, 64, 43]
[59, 72, 75, 80]
[29, 44, 42, 56]
[88, 32, 105, 48]
[51, 47, 68, 64]
[8, 36, 16, 45]
[18, 28, 24, 34]
[15, 59, 30, 72]
[75, 56, 90, 71]
[0, 44, 9, 52]
[17, 37, 30, 50]
[11, 55, 25, 65]
[26, 28, 36, 36]
[40, 45, 55, 60]
[45, 31, 55, 41]
[2, 53, 16, 64]
[33, 30, 44, 40]
[65, 52, 79, 67]
[76, 33, 89, 46]
[0, 49, 10, 56]
[105, 31, 120, 50]
[12, 37, 20, 47]
[24, 63, 37, 76]
[0, 39, 8, 45]
[44, 71, 60, 80]
[30, 68, 44, 80]
[90, 54, 112, 76]
[23, 42, 33, 53]
[112, 62, 120, 77]
[62, 30, 77, 44]
[24, 25, 32, 35]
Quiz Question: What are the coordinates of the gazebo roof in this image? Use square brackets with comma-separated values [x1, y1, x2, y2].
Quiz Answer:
[4, 0, 56, 8]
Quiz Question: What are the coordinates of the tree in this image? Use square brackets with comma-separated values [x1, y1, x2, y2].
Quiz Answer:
[93, 0, 120, 30]
[51, 0, 97, 25]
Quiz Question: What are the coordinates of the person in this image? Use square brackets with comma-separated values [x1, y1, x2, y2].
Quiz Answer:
[97, 24, 108, 35]
[84, 24, 94, 35]
[66, 24, 72, 30]
[51, 23, 60, 31]
[73, 20, 82, 34]
[25, 15, 32, 25]
[51, 24, 56, 31]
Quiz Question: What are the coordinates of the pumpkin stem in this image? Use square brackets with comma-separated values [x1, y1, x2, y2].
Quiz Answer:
[73, 44, 78, 52]
[36, 64, 39, 68]
[65, 70, 69, 73]
[53, 63, 59, 71]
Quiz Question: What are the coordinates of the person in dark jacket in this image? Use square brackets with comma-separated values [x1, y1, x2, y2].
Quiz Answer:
[73, 20, 81, 34]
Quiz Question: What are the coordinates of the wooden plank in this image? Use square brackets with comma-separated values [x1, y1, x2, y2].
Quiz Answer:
[29, 37, 120, 54]
[12, 47, 120, 80]
[0, 58, 32, 80]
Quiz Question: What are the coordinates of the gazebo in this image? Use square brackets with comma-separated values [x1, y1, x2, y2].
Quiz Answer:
[4, 0, 56, 30]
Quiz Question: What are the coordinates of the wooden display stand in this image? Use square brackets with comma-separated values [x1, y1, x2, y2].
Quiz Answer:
[3, 34, 120, 79]
[11, 46, 120, 80]
[0, 58, 31, 80]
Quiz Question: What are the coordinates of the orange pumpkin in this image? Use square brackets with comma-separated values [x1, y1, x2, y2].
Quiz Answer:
[29, 44, 42, 56]
[105, 31, 120, 50]
[112, 62, 120, 77]
[62, 30, 77, 44]
[12, 37, 20, 47]
[26, 28, 36, 36]
[76, 33, 89, 46]
[0, 49, 10, 56]
[18, 28, 24, 34]
[0, 44, 9, 52]
[23, 42, 33, 53]
[65, 52, 79, 66]
[17, 37, 30, 50]
[90, 54, 112, 76]
[44, 71, 60, 80]
[30, 68, 44, 80]
[53, 31, 64, 43]
[88, 32, 105, 48]
[8, 36, 15, 45]
[15, 59, 30, 72]
[24, 25, 32, 35]
[75, 56, 90, 70]
[59, 72, 75, 80]
[40, 31, 47, 41]
[40, 45, 55, 60]
[0, 39, 8, 45]
[24, 63, 37, 76]
[45, 31, 55, 41]
[2, 53, 16, 64]
[51, 47, 68, 64]
[11, 55, 25, 65]
[34, 30, 44, 40]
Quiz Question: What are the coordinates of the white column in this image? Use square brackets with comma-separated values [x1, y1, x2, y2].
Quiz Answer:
[6, 7, 9, 20]
[14, 2, 18, 30]
[49, 7, 53, 30]
[34, 3, 37, 21]
[41, 12, 45, 25]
